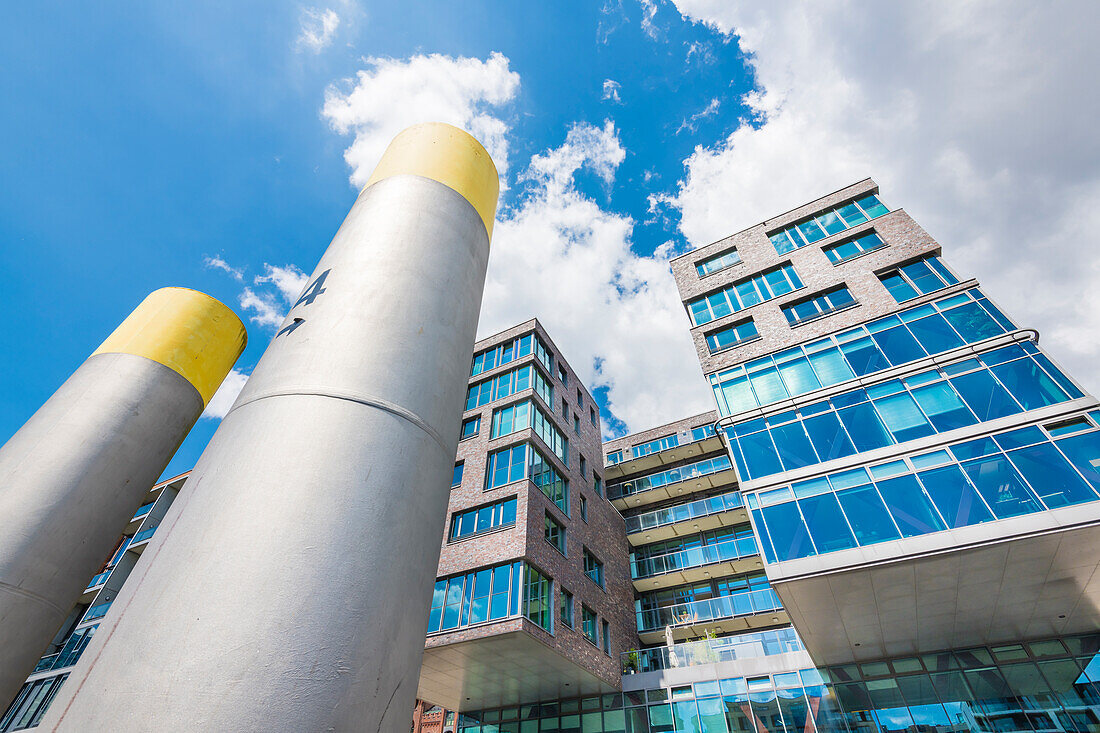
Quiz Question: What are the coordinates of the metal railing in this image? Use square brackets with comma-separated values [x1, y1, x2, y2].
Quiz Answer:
[82, 601, 112, 623]
[632, 536, 759, 579]
[132, 525, 157, 544]
[32, 626, 98, 673]
[86, 570, 111, 589]
[131, 501, 155, 520]
[621, 627, 804, 674]
[625, 490, 744, 534]
[637, 588, 782, 632]
[610, 455, 734, 501]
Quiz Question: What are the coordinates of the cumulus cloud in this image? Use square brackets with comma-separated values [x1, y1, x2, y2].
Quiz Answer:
[203, 255, 243, 281]
[202, 368, 250, 420]
[296, 7, 340, 53]
[602, 79, 622, 104]
[663, 1, 1100, 395]
[480, 121, 712, 434]
[322, 52, 520, 187]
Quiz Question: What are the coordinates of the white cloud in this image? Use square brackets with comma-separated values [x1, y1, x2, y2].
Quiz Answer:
[675, 97, 719, 135]
[602, 79, 622, 104]
[201, 368, 250, 420]
[232, 263, 311, 330]
[203, 255, 243, 281]
[322, 52, 520, 188]
[664, 1, 1100, 396]
[638, 0, 659, 39]
[254, 263, 309, 305]
[480, 121, 711, 434]
[297, 7, 340, 53]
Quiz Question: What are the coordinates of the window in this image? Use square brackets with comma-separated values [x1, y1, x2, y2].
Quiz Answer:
[708, 287, 1017, 417]
[602, 619, 611, 654]
[486, 443, 569, 508]
[560, 588, 574, 628]
[452, 462, 464, 488]
[686, 263, 803, 326]
[545, 512, 566, 554]
[491, 401, 531, 439]
[593, 473, 603, 497]
[691, 424, 716, 441]
[558, 364, 568, 384]
[530, 445, 569, 513]
[532, 404, 569, 465]
[580, 495, 588, 522]
[576, 389, 583, 407]
[633, 434, 678, 459]
[768, 194, 890, 255]
[471, 332, 552, 376]
[573, 414, 580, 435]
[706, 319, 759, 354]
[581, 605, 598, 645]
[466, 364, 553, 411]
[879, 256, 960, 303]
[590, 406, 597, 427]
[450, 497, 517, 541]
[782, 286, 857, 326]
[1, 674, 70, 731]
[561, 397, 568, 418]
[583, 548, 604, 587]
[607, 449, 624, 465]
[824, 231, 886, 264]
[610, 454, 733, 500]
[460, 416, 481, 440]
[486, 445, 526, 489]
[428, 560, 523, 633]
[524, 565, 553, 632]
[580, 455, 587, 475]
[695, 247, 742, 277]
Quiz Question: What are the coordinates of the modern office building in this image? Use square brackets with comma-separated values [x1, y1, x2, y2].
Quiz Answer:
[10, 179, 1100, 733]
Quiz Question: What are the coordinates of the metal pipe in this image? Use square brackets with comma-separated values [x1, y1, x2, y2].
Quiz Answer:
[0, 288, 245, 706]
[44, 123, 499, 731]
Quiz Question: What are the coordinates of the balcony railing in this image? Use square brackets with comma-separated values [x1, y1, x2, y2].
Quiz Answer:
[32, 625, 99, 673]
[632, 536, 759, 579]
[637, 588, 782, 632]
[625, 490, 744, 534]
[132, 525, 157, 544]
[86, 570, 111, 589]
[610, 455, 734, 501]
[83, 601, 112, 623]
[131, 501, 155, 521]
[622, 627, 804, 674]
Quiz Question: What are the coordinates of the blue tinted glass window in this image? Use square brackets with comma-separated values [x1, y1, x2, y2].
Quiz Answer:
[770, 231, 796, 254]
[941, 302, 1002, 342]
[837, 202, 867, 226]
[837, 402, 894, 452]
[837, 486, 901, 545]
[950, 370, 1022, 422]
[1008, 443, 1096, 508]
[1031, 353, 1084, 399]
[452, 463, 464, 487]
[900, 260, 944, 295]
[799, 493, 857, 553]
[803, 412, 858, 463]
[911, 382, 977, 433]
[1056, 432, 1100, 491]
[918, 465, 994, 528]
[736, 280, 762, 308]
[777, 357, 821, 397]
[856, 194, 889, 218]
[882, 272, 919, 302]
[871, 325, 926, 366]
[950, 437, 999, 461]
[962, 454, 1043, 518]
[876, 475, 947, 537]
[908, 314, 965, 355]
[817, 210, 846, 235]
[797, 219, 826, 244]
[808, 347, 856, 385]
[873, 392, 935, 443]
[771, 422, 819, 471]
[991, 359, 1069, 410]
[749, 366, 788, 404]
[761, 502, 816, 561]
[739, 432, 783, 480]
[842, 337, 890, 376]
[751, 508, 778, 563]
[718, 373, 755, 414]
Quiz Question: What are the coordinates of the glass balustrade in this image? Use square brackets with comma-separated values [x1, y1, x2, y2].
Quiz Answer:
[625, 490, 744, 533]
[636, 588, 783, 632]
[82, 602, 112, 623]
[131, 501, 154, 520]
[632, 536, 759, 579]
[132, 525, 157, 544]
[622, 627, 804, 674]
[610, 455, 733, 501]
[85, 570, 110, 589]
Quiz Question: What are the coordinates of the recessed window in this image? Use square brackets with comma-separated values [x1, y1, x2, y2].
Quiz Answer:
[706, 318, 759, 354]
[573, 414, 580, 435]
[607, 449, 624, 465]
[580, 495, 588, 522]
[782, 286, 858, 326]
[695, 247, 742, 277]
[560, 588, 574, 628]
[580, 455, 587, 475]
[583, 548, 604, 587]
[824, 231, 887, 265]
[576, 389, 583, 408]
[769, 194, 889, 254]
[582, 606, 598, 645]
[590, 406, 598, 427]
[545, 512, 566, 555]
[471, 332, 552, 377]
[450, 497, 517, 541]
[879, 256, 960, 303]
[601, 619, 611, 654]
[524, 565, 553, 632]
[558, 364, 568, 385]
[561, 397, 568, 419]
[460, 416, 481, 440]
[686, 263, 803, 326]
[593, 473, 603, 498]
[452, 462, 464, 488]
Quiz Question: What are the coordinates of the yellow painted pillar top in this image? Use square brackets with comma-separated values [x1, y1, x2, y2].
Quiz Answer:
[93, 288, 247, 406]
[363, 122, 501, 240]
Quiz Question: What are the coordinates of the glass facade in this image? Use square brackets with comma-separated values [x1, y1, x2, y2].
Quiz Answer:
[450, 498, 517, 542]
[687, 264, 803, 326]
[709, 288, 1017, 417]
[1, 675, 69, 732]
[725, 342, 1082, 483]
[747, 414, 1100, 563]
[633, 435, 679, 459]
[696, 248, 742, 278]
[428, 561, 525, 634]
[524, 565, 553, 632]
[635, 573, 780, 633]
[631, 525, 758, 579]
[624, 489, 744, 534]
[467, 364, 554, 412]
[769, 194, 890, 255]
[485, 443, 568, 513]
[471, 332, 553, 377]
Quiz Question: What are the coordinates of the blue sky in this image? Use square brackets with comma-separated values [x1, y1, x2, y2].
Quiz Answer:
[3, 1, 1099, 480]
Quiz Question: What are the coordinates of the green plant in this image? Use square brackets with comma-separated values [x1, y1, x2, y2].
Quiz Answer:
[622, 649, 640, 673]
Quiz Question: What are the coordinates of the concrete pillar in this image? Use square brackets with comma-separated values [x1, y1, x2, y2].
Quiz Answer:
[0, 288, 246, 706]
[44, 123, 499, 731]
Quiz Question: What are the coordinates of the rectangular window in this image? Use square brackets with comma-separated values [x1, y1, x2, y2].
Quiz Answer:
[460, 416, 480, 440]
[561, 397, 568, 418]
[530, 445, 569, 513]
[768, 194, 890, 255]
[545, 512, 566, 554]
[560, 588, 574, 627]
[696, 247, 742, 277]
[582, 606, 598, 645]
[558, 364, 568, 385]
[706, 318, 759, 354]
[590, 406, 597, 426]
[580, 455, 587, 475]
[687, 263, 803, 326]
[486, 445, 526, 490]
[573, 414, 580, 435]
[428, 560, 524, 633]
[601, 619, 611, 654]
[471, 332, 552, 377]
[633, 434, 679, 458]
[452, 462, 464, 488]
[782, 286, 858, 326]
[823, 231, 886, 265]
[691, 424, 716, 441]
[450, 497, 518, 541]
[491, 401, 531, 439]
[583, 548, 604, 587]
[576, 388, 583, 408]
[532, 403, 569, 465]
[607, 449, 624, 465]
[466, 364, 549, 411]
[524, 565, 552, 632]
[580, 495, 588, 522]
[593, 473, 603, 497]
[879, 256, 960, 303]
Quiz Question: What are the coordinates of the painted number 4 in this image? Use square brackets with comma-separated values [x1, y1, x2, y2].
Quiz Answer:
[278, 269, 331, 337]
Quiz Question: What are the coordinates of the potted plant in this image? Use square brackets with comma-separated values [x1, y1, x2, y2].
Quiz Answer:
[622, 649, 640, 674]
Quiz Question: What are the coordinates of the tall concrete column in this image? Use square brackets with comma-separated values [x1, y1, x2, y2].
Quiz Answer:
[0, 288, 246, 706]
[44, 123, 499, 731]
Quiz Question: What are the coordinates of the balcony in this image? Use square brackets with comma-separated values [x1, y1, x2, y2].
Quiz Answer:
[82, 601, 112, 623]
[131, 501, 154, 521]
[605, 435, 725, 482]
[636, 588, 788, 643]
[625, 490, 748, 545]
[632, 536, 762, 592]
[621, 627, 804, 674]
[85, 570, 111, 590]
[131, 525, 157, 546]
[611, 455, 738, 512]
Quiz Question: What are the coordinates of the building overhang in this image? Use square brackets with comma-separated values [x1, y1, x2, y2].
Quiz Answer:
[770, 502, 1100, 666]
